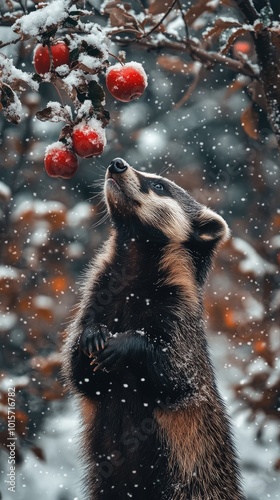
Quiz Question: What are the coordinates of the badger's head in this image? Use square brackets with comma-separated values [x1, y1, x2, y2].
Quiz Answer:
[105, 157, 229, 248]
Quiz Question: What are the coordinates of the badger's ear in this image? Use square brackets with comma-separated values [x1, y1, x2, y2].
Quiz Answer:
[194, 207, 230, 244]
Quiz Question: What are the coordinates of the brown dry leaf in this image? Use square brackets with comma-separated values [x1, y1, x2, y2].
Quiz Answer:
[220, 27, 247, 55]
[220, 0, 236, 5]
[31, 353, 62, 376]
[50, 276, 68, 293]
[42, 381, 65, 401]
[14, 410, 29, 436]
[247, 80, 266, 110]
[36, 103, 71, 123]
[103, 1, 131, 13]
[224, 76, 249, 99]
[109, 6, 141, 31]
[272, 214, 280, 228]
[241, 105, 259, 140]
[31, 446, 46, 461]
[0, 267, 20, 294]
[32, 300, 54, 322]
[269, 28, 280, 50]
[43, 206, 67, 229]
[157, 55, 194, 74]
[203, 18, 242, 41]
[149, 0, 175, 16]
[0, 82, 21, 124]
[274, 458, 280, 471]
[184, 0, 218, 27]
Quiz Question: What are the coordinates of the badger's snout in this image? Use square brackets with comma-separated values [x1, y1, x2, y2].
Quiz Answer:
[105, 158, 133, 211]
[108, 157, 129, 174]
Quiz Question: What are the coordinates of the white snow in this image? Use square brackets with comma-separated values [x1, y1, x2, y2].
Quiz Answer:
[0, 375, 30, 391]
[76, 100, 93, 119]
[11, 199, 66, 222]
[30, 222, 50, 246]
[54, 63, 70, 76]
[78, 53, 103, 70]
[1, 405, 83, 500]
[6, 91, 22, 122]
[0, 265, 19, 280]
[166, 17, 185, 37]
[138, 127, 166, 154]
[233, 237, 277, 276]
[66, 23, 109, 71]
[45, 101, 73, 121]
[271, 234, 280, 248]
[0, 312, 18, 331]
[0, 53, 39, 91]
[62, 69, 85, 93]
[33, 295, 55, 310]
[13, 0, 71, 37]
[0, 181, 12, 202]
[206, 0, 219, 7]
[44, 141, 67, 156]
[66, 202, 94, 227]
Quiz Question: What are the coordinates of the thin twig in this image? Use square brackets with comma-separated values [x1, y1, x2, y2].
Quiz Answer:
[176, 0, 189, 41]
[0, 37, 21, 50]
[174, 64, 205, 109]
[141, 0, 178, 39]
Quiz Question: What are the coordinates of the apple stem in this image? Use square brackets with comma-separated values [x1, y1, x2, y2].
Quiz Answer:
[108, 52, 124, 65]
[53, 82, 65, 106]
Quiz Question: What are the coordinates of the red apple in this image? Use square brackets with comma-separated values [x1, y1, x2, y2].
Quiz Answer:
[33, 44, 51, 74]
[106, 62, 147, 102]
[72, 123, 106, 158]
[44, 143, 78, 179]
[51, 42, 70, 68]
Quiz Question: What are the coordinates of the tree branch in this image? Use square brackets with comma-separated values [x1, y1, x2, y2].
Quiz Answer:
[110, 29, 257, 78]
[233, 0, 259, 23]
[234, 0, 280, 150]
[136, 36, 258, 78]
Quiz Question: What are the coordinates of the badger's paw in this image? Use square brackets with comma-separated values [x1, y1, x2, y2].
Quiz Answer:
[92, 336, 127, 373]
[79, 324, 109, 357]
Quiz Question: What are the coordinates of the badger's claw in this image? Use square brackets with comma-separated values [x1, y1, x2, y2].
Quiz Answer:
[92, 337, 127, 373]
[79, 324, 109, 357]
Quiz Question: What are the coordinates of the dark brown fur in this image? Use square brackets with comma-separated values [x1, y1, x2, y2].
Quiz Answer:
[63, 159, 245, 500]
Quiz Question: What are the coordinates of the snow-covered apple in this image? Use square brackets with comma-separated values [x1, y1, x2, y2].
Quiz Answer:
[106, 62, 147, 102]
[51, 42, 70, 68]
[34, 41, 70, 74]
[44, 143, 78, 179]
[33, 44, 51, 74]
[72, 121, 106, 158]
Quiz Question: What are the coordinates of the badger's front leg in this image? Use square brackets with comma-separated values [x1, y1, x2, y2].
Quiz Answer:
[90, 330, 147, 373]
[78, 326, 195, 407]
[80, 323, 109, 355]
[79, 325, 150, 373]
[79, 324, 134, 372]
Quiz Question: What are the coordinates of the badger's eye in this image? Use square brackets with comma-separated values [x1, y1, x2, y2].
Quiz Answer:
[152, 182, 164, 192]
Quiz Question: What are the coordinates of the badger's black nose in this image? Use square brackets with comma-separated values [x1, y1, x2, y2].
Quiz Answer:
[109, 158, 128, 174]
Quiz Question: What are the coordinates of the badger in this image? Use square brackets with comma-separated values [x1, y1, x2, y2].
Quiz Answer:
[63, 158, 245, 500]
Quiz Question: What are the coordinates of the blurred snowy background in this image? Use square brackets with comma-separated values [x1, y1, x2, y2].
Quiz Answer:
[0, 1, 280, 499]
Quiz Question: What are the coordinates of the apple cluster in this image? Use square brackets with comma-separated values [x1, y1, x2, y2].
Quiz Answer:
[33, 42, 148, 179]
[44, 119, 107, 179]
